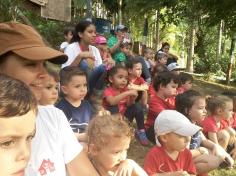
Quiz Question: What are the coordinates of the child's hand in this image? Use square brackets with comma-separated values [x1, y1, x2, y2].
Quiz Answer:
[114, 159, 148, 176]
[171, 171, 191, 176]
[127, 90, 138, 97]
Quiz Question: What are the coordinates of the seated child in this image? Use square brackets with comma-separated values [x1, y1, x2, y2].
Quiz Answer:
[95, 35, 115, 70]
[176, 90, 234, 174]
[103, 65, 148, 146]
[60, 26, 74, 52]
[56, 66, 92, 142]
[144, 110, 201, 175]
[167, 62, 185, 75]
[145, 71, 179, 144]
[87, 114, 148, 176]
[201, 96, 236, 158]
[39, 67, 59, 105]
[154, 51, 167, 66]
[126, 58, 148, 106]
[177, 72, 193, 94]
[0, 74, 37, 176]
[222, 92, 236, 130]
[143, 47, 155, 78]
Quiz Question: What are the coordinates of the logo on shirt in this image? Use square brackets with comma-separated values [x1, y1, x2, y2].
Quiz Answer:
[38, 159, 55, 175]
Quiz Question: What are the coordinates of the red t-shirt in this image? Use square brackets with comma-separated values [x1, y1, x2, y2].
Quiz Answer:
[201, 116, 228, 137]
[130, 77, 145, 85]
[145, 84, 175, 129]
[103, 86, 128, 114]
[144, 146, 196, 175]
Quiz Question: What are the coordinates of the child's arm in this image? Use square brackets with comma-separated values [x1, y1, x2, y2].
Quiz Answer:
[149, 171, 194, 176]
[207, 132, 219, 144]
[141, 90, 148, 106]
[114, 159, 148, 176]
[106, 90, 138, 105]
[75, 132, 87, 142]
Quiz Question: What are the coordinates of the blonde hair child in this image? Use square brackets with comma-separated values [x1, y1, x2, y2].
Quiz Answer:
[87, 114, 147, 176]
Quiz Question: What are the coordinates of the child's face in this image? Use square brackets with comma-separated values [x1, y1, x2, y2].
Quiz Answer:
[158, 56, 167, 65]
[65, 31, 73, 42]
[163, 133, 190, 152]
[61, 75, 87, 101]
[97, 43, 107, 51]
[92, 136, 130, 174]
[144, 50, 153, 60]
[0, 110, 36, 176]
[188, 97, 207, 123]
[39, 75, 59, 105]
[161, 80, 178, 98]
[222, 101, 234, 120]
[129, 63, 142, 78]
[109, 69, 128, 89]
[182, 80, 192, 91]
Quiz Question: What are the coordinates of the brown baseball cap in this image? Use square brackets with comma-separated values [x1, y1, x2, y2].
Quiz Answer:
[0, 22, 68, 64]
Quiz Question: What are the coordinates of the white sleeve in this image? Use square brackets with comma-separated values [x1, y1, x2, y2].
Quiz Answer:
[62, 44, 77, 68]
[56, 108, 83, 164]
[92, 46, 103, 67]
[60, 42, 69, 50]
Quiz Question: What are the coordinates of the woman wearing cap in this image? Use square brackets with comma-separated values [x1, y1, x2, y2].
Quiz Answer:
[63, 19, 106, 95]
[0, 22, 139, 176]
[0, 22, 104, 176]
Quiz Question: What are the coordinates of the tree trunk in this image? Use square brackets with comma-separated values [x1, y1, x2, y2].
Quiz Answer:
[118, 0, 122, 24]
[216, 20, 223, 62]
[154, 10, 160, 51]
[226, 36, 236, 85]
[86, 0, 92, 18]
[186, 22, 195, 72]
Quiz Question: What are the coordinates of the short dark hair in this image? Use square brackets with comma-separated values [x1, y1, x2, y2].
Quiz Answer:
[126, 57, 142, 69]
[153, 71, 179, 91]
[0, 74, 37, 117]
[179, 72, 193, 85]
[176, 90, 203, 118]
[63, 26, 74, 36]
[108, 64, 127, 78]
[161, 42, 170, 49]
[59, 66, 87, 86]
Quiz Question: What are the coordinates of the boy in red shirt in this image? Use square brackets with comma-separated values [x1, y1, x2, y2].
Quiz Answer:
[145, 71, 179, 143]
[144, 110, 201, 175]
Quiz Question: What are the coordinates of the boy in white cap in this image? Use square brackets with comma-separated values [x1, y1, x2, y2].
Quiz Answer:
[144, 110, 201, 175]
[167, 62, 185, 75]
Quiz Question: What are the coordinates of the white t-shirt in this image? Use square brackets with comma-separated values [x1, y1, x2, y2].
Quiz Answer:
[25, 105, 82, 176]
[60, 41, 69, 51]
[62, 42, 103, 68]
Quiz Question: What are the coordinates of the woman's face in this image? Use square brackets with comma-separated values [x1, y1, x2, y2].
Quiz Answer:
[79, 24, 96, 45]
[0, 53, 47, 101]
[162, 45, 170, 54]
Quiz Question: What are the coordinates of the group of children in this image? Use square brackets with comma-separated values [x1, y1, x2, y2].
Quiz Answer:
[1, 20, 236, 176]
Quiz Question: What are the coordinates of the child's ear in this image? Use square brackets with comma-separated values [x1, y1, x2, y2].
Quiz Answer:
[60, 85, 68, 95]
[88, 143, 100, 156]
[159, 135, 168, 144]
[216, 107, 223, 115]
[108, 76, 113, 83]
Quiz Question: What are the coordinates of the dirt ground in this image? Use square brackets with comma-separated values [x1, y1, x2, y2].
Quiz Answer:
[127, 78, 236, 175]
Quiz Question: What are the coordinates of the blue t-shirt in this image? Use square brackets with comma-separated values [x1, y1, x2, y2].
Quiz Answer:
[56, 98, 93, 133]
[190, 131, 202, 149]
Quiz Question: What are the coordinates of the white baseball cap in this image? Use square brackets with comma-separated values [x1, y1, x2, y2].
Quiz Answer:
[167, 62, 185, 71]
[154, 110, 201, 146]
